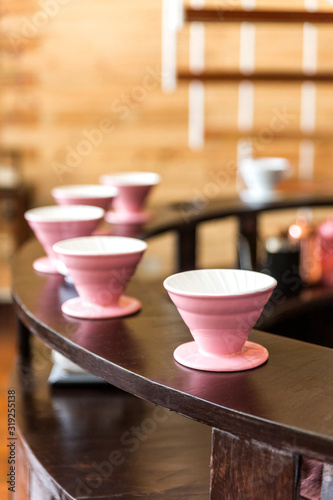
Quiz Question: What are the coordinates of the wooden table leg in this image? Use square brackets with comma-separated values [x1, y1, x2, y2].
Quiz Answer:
[176, 224, 197, 272]
[210, 428, 301, 499]
[321, 463, 333, 500]
[17, 317, 31, 362]
[238, 212, 258, 271]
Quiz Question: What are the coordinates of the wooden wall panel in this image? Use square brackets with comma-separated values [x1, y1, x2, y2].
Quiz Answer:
[1, 0, 333, 270]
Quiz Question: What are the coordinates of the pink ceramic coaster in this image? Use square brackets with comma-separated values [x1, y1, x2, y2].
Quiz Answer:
[105, 211, 152, 224]
[61, 295, 141, 319]
[173, 341, 269, 372]
[33, 256, 59, 274]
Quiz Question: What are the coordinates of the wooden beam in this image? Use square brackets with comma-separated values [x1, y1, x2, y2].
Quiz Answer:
[185, 8, 333, 24]
[178, 70, 333, 83]
[205, 129, 333, 142]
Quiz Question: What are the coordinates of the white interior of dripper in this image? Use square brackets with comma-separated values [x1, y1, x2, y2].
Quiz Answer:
[53, 236, 147, 255]
[100, 172, 160, 186]
[164, 269, 277, 296]
[24, 205, 105, 222]
[52, 185, 118, 198]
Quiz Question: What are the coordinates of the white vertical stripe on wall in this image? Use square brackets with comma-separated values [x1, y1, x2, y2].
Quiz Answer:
[188, 0, 205, 149]
[300, 6, 317, 179]
[237, 139, 253, 193]
[299, 140, 315, 179]
[302, 23, 317, 75]
[237, 139, 253, 164]
[161, 0, 180, 92]
[238, 20, 255, 133]
[190, 0, 205, 8]
[189, 81, 205, 150]
[239, 22, 255, 75]
[304, 0, 318, 12]
[241, 0, 256, 11]
[300, 81, 316, 134]
[238, 0, 255, 190]
[189, 22, 205, 74]
[238, 81, 254, 133]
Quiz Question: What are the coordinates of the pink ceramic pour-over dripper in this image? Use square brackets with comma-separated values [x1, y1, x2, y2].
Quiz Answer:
[53, 236, 147, 319]
[52, 184, 118, 211]
[24, 205, 105, 274]
[164, 269, 277, 372]
[100, 172, 160, 224]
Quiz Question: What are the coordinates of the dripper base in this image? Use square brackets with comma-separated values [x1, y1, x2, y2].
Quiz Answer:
[173, 340, 268, 372]
[62, 295, 141, 319]
[33, 257, 60, 275]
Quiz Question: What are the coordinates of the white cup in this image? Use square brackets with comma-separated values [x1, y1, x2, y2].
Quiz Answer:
[238, 158, 292, 200]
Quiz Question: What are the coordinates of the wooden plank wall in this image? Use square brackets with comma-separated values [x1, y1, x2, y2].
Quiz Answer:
[1, 0, 333, 271]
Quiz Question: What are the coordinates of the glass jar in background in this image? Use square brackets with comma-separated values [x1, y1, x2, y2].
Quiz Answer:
[263, 236, 301, 297]
[288, 209, 321, 287]
[317, 218, 333, 287]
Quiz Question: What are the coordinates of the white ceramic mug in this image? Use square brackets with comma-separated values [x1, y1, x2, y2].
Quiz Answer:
[238, 157, 292, 200]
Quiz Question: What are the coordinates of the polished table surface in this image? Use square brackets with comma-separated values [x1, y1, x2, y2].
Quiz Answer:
[13, 355, 212, 499]
[12, 239, 333, 465]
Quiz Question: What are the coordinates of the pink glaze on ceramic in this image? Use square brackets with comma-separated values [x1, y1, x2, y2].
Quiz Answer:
[163, 269, 277, 372]
[100, 172, 160, 222]
[52, 185, 118, 211]
[53, 236, 147, 319]
[24, 205, 105, 274]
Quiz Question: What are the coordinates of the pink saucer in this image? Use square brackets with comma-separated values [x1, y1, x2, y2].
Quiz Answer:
[173, 341, 269, 372]
[33, 256, 59, 274]
[105, 211, 152, 224]
[61, 295, 141, 319]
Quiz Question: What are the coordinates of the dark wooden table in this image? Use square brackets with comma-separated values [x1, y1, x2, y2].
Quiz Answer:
[11, 239, 333, 499]
[12, 348, 211, 499]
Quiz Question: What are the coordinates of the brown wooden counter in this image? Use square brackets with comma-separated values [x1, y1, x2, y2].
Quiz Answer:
[11, 239, 333, 499]
[12, 351, 211, 499]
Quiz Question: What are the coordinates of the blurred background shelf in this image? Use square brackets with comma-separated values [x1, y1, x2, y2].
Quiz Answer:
[0, 150, 30, 303]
